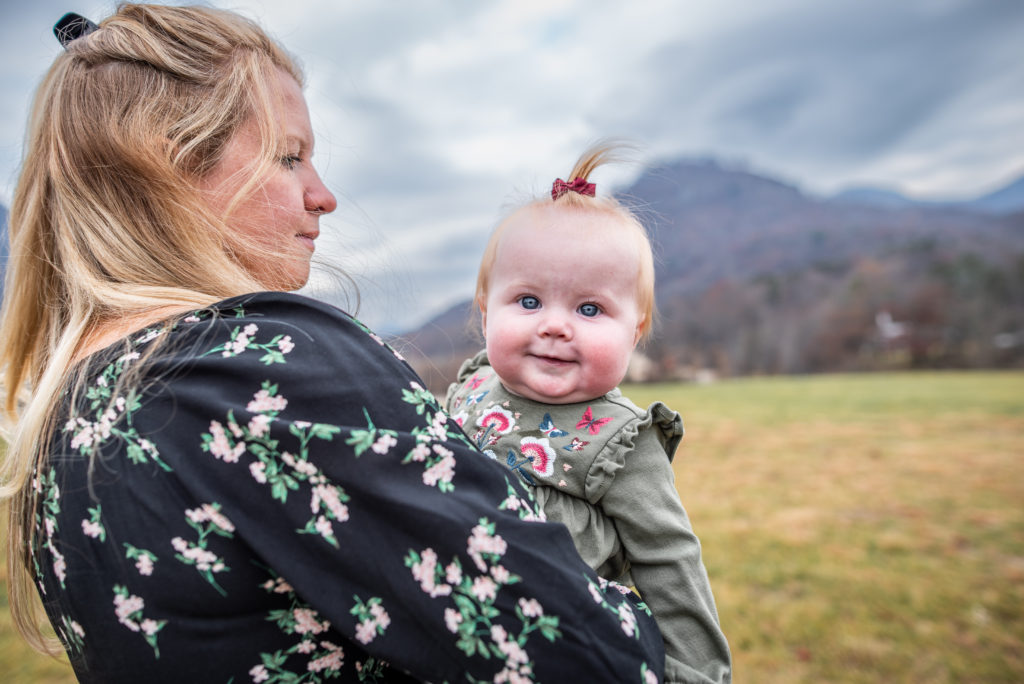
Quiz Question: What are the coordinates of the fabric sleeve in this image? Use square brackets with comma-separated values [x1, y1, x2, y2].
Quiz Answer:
[596, 426, 732, 684]
[157, 295, 667, 682]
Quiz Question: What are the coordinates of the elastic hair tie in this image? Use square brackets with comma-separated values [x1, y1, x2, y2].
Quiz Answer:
[54, 12, 99, 48]
[551, 177, 596, 200]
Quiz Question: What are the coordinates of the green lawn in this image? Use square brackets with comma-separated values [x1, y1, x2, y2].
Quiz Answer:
[2, 371, 1022, 682]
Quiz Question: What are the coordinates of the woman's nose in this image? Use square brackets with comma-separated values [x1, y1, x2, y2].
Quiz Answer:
[305, 171, 338, 215]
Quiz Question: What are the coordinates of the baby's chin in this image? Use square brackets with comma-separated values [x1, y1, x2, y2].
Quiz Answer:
[506, 379, 616, 405]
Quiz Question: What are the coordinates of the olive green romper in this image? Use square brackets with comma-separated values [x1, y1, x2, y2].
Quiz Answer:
[446, 351, 732, 683]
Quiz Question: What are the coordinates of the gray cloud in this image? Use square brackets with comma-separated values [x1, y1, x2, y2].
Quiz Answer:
[4, 0, 1023, 331]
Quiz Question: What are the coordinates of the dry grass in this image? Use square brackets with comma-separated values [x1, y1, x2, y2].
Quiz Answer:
[2, 371, 1022, 682]
[626, 371, 1024, 683]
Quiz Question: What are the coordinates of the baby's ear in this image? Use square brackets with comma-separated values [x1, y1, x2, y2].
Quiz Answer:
[633, 317, 645, 346]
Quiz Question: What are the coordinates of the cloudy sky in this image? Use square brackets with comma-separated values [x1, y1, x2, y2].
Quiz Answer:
[2, 0, 1023, 332]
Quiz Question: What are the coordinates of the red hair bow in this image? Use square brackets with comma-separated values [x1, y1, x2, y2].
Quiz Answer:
[551, 177, 596, 200]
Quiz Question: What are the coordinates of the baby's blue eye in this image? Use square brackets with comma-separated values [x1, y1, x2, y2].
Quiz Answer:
[578, 303, 600, 317]
[519, 296, 540, 310]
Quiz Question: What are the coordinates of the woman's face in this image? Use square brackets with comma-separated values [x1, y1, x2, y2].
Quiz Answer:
[199, 69, 337, 291]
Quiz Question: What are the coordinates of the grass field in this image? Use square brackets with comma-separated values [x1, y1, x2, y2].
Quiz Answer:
[2, 371, 1022, 682]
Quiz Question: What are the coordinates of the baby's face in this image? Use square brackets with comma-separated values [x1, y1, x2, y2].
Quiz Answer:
[482, 205, 643, 404]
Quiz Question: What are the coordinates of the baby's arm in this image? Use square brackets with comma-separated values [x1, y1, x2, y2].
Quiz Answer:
[601, 428, 732, 683]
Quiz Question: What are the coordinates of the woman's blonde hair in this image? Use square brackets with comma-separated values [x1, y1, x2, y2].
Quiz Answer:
[0, 3, 303, 652]
[474, 141, 657, 340]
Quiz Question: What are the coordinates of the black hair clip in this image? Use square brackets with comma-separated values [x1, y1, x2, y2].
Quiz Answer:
[54, 12, 99, 48]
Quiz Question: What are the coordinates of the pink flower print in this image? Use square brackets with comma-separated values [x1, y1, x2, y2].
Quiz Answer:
[293, 608, 329, 635]
[247, 388, 288, 413]
[444, 607, 463, 633]
[427, 410, 450, 440]
[471, 576, 497, 603]
[297, 640, 316, 654]
[588, 582, 603, 604]
[423, 445, 455, 487]
[246, 413, 272, 438]
[411, 548, 452, 597]
[136, 554, 154, 576]
[307, 642, 344, 672]
[371, 433, 397, 454]
[370, 603, 390, 629]
[645, 668, 660, 684]
[70, 421, 95, 450]
[208, 421, 245, 463]
[467, 523, 508, 572]
[249, 461, 267, 483]
[408, 442, 431, 462]
[114, 592, 145, 631]
[519, 437, 556, 477]
[617, 603, 637, 637]
[140, 619, 161, 636]
[354, 601, 390, 645]
[490, 564, 511, 584]
[518, 598, 543, 618]
[249, 664, 270, 682]
[262, 577, 293, 594]
[81, 519, 103, 539]
[277, 335, 295, 353]
[52, 551, 67, 585]
[445, 562, 462, 586]
[355, 621, 376, 645]
[476, 406, 515, 435]
[314, 515, 333, 539]
[312, 485, 349, 522]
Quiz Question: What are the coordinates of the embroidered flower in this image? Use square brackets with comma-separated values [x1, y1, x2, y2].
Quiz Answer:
[519, 437, 556, 477]
[476, 406, 516, 435]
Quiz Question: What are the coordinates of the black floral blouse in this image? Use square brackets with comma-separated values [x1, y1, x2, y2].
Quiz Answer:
[31, 292, 668, 683]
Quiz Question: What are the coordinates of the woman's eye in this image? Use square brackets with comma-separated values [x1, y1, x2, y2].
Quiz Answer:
[281, 155, 301, 170]
[578, 303, 600, 317]
[519, 296, 540, 310]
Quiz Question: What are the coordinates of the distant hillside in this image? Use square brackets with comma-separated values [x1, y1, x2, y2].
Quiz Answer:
[399, 159, 1024, 392]
[830, 172, 1024, 214]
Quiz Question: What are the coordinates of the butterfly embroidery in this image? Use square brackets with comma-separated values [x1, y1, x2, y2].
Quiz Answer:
[576, 406, 612, 435]
[538, 413, 568, 438]
[563, 437, 589, 452]
[466, 390, 489, 406]
[466, 373, 487, 391]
